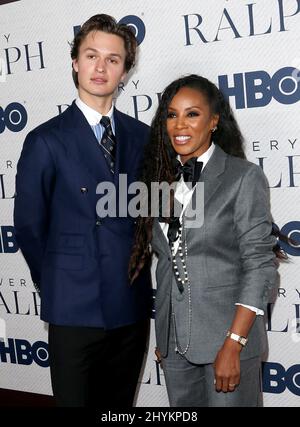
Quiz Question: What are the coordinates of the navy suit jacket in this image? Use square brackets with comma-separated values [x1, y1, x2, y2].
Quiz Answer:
[14, 101, 152, 329]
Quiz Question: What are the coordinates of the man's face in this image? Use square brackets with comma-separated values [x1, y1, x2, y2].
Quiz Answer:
[73, 30, 127, 105]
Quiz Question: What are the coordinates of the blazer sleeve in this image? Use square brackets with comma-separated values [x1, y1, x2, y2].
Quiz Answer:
[233, 164, 278, 311]
[14, 130, 56, 287]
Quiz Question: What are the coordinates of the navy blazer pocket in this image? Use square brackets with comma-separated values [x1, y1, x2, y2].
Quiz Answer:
[47, 252, 83, 270]
[59, 233, 85, 248]
[46, 232, 85, 252]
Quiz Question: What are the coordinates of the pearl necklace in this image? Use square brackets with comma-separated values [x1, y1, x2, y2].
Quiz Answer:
[171, 219, 192, 356]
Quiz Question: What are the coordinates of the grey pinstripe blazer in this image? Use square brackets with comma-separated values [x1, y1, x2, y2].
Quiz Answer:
[152, 145, 277, 364]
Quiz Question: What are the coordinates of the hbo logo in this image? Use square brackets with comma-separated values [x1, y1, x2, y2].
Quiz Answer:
[0, 102, 28, 133]
[73, 15, 146, 46]
[119, 15, 146, 45]
[273, 221, 300, 257]
[263, 362, 300, 396]
[0, 338, 49, 367]
[0, 226, 18, 253]
[219, 67, 300, 109]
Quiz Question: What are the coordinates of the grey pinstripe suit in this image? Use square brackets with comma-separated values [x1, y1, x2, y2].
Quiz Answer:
[152, 145, 277, 406]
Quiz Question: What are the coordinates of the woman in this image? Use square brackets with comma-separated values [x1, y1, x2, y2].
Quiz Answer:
[130, 74, 278, 406]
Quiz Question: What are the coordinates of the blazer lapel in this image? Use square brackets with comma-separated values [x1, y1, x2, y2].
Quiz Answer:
[200, 144, 227, 206]
[185, 145, 227, 238]
[152, 218, 171, 256]
[113, 109, 140, 181]
[61, 101, 114, 184]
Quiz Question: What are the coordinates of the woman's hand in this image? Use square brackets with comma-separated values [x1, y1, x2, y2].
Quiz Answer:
[213, 338, 242, 392]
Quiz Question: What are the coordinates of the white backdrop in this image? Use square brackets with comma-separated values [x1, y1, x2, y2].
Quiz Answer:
[0, 0, 300, 406]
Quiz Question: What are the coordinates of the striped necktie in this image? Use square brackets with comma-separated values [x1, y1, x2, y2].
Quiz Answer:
[98, 116, 116, 174]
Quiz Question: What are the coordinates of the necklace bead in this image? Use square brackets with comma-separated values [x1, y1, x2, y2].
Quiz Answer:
[171, 217, 192, 356]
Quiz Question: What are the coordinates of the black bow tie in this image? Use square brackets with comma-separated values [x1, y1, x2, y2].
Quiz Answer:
[174, 158, 203, 187]
[157, 158, 203, 244]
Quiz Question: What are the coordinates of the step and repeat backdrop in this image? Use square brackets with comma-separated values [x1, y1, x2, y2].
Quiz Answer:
[0, 0, 300, 406]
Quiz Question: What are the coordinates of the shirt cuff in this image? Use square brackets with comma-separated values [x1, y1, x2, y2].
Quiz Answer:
[235, 303, 264, 316]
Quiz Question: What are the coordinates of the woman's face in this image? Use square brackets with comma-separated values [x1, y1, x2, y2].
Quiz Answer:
[166, 86, 219, 163]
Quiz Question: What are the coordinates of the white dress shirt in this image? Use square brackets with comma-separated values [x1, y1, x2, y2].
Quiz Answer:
[75, 97, 115, 138]
[159, 143, 263, 316]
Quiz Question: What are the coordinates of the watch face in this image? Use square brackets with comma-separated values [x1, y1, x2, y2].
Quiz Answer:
[227, 331, 247, 346]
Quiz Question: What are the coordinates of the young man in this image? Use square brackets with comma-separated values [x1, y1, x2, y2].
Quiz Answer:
[14, 14, 151, 407]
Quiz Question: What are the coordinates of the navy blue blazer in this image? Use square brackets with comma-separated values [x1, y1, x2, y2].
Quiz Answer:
[14, 101, 152, 329]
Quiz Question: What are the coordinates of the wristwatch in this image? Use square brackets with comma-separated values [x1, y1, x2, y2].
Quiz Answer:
[226, 330, 248, 347]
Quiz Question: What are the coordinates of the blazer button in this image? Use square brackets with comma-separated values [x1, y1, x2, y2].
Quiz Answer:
[176, 293, 185, 302]
[81, 187, 88, 193]
[96, 220, 101, 226]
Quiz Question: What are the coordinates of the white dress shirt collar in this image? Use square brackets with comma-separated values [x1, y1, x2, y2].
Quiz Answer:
[75, 97, 114, 126]
[177, 142, 215, 171]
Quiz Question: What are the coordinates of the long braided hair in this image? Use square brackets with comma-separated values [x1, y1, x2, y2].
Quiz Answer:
[129, 74, 245, 282]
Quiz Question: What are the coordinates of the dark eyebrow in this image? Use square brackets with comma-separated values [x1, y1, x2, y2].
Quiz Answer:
[83, 48, 98, 53]
[168, 106, 203, 111]
[109, 53, 123, 58]
[83, 48, 122, 58]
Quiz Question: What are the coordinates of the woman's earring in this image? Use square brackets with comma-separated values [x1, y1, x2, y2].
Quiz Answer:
[211, 126, 218, 133]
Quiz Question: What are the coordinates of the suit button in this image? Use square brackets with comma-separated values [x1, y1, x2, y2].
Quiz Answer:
[80, 187, 88, 193]
[96, 220, 101, 226]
